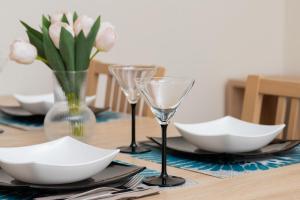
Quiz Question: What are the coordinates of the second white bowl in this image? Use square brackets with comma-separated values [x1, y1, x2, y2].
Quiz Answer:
[174, 116, 285, 153]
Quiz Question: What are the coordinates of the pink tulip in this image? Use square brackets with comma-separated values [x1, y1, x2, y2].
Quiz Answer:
[50, 11, 73, 27]
[49, 22, 74, 48]
[73, 15, 94, 36]
[95, 22, 117, 52]
[9, 39, 37, 64]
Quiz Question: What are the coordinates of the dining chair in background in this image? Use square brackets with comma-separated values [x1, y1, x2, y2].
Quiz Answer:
[86, 59, 165, 117]
[241, 75, 300, 140]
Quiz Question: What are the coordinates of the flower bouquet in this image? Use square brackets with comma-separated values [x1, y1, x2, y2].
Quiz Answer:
[9, 11, 116, 139]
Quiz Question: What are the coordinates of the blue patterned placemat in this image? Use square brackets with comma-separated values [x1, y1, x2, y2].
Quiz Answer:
[0, 111, 127, 130]
[130, 146, 300, 178]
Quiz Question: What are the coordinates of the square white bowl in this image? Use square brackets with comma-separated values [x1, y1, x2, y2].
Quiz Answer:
[14, 93, 96, 115]
[0, 137, 119, 184]
[174, 116, 285, 153]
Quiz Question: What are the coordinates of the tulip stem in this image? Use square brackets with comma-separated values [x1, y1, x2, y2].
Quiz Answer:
[36, 56, 48, 64]
[90, 49, 100, 61]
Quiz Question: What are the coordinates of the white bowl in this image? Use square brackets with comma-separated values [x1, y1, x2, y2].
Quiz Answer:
[14, 93, 96, 115]
[174, 116, 285, 153]
[0, 137, 119, 184]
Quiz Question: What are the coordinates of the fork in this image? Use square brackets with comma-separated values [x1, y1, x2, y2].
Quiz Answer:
[73, 186, 156, 200]
[120, 174, 144, 189]
[67, 174, 145, 200]
[34, 174, 144, 200]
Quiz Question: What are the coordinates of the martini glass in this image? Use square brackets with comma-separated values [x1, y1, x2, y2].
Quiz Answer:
[136, 77, 195, 187]
[109, 65, 157, 154]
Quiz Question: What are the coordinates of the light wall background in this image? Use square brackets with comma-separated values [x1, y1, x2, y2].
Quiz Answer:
[0, 0, 298, 122]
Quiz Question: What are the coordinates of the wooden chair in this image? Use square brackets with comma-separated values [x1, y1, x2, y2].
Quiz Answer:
[86, 59, 165, 117]
[241, 75, 300, 140]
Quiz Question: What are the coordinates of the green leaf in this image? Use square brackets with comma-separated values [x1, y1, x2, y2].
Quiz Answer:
[20, 21, 43, 40]
[75, 16, 101, 70]
[87, 16, 101, 42]
[42, 15, 51, 29]
[42, 26, 71, 93]
[73, 12, 78, 22]
[61, 14, 68, 24]
[59, 27, 75, 71]
[42, 26, 65, 72]
[75, 31, 87, 70]
[21, 21, 45, 59]
[26, 30, 45, 59]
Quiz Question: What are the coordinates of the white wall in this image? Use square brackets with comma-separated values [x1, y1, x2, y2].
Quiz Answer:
[0, 0, 287, 122]
[285, 0, 300, 74]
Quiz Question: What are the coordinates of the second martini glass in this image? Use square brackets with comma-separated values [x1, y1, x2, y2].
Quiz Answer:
[136, 77, 195, 187]
[109, 65, 157, 153]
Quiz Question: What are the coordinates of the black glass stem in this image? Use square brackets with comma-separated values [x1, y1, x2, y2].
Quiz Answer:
[143, 123, 185, 187]
[130, 103, 137, 149]
[118, 103, 151, 154]
[161, 124, 168, 183]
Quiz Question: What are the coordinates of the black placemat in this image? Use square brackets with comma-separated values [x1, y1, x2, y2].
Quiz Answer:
[146, 136, 300, 157]
[0, 161, 145, 191]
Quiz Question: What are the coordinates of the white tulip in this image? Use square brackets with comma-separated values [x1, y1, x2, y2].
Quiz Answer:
[50, 12, 63, 23]
[73, 15, 94, 36]
[9, 39, 37, 64]
[49, 22, 74, 48]
[95, 22, 117, 52]
[50, 11, 73, 27]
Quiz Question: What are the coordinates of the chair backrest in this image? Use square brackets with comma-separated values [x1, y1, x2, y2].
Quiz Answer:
[241, 75, 300, 139]
[87, 59, 165, 117]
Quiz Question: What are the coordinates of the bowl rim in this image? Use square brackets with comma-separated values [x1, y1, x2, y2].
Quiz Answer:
[174, 116, 285, 138]
[0, 137, 119, 167]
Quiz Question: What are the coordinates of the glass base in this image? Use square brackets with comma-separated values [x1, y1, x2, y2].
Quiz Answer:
[118, 146, 151, 154]
[143, 175, 185, 187]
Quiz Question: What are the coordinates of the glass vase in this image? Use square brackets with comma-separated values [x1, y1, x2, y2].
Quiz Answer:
[44, 70, 96, 141]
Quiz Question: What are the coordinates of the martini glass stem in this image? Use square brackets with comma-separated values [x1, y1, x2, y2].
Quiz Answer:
[130, 103, 138, 149]
[160, 124, 168, 184]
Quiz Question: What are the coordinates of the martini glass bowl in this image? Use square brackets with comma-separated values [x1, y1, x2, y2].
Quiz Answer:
[109, 65, 157, 153]
[136, 76, 195, 187]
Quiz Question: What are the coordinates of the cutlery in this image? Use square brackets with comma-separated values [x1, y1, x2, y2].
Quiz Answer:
[73, 186, 159, 200]
[34, 174, 144, 200]
[120, 174, 144, 189]
[99, 187, 160, 200]
[34, 188, 117, 200]
[66, 175, 144, 200]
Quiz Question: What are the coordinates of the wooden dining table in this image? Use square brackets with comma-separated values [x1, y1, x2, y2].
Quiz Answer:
[0, 96, 299, 200]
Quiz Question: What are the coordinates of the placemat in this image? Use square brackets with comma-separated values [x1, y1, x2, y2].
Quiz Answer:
[0, 161, 197, 199]
[0, 111, 128, 130]
[130, 145, 300, 178]
[114, 160, 198, 190]
[0, 164, 152, 199]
